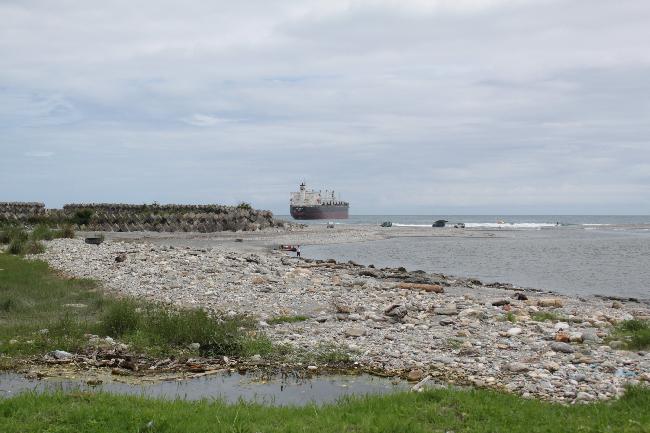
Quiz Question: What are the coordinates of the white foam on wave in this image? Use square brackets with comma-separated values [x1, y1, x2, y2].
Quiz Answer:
[391, 222, 557, 229]
[464, 222, 556, 229]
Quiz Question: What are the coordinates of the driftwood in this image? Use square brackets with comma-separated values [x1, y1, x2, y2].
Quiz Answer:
[395, 282, 444, 293]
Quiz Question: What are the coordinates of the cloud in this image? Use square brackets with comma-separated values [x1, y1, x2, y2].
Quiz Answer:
[24, 151, 54, 158]
[0, 0, 649, 212]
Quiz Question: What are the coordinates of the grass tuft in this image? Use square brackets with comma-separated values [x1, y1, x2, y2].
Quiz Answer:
[267, 315, 309, 325]
[531, 312, 561, 322]
[0, 253, 275, 359]
[31, 224, 54, 241]
[611, 319, 650, 350]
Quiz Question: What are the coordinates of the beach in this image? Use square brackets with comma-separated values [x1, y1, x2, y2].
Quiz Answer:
[31, 224, 650, 403]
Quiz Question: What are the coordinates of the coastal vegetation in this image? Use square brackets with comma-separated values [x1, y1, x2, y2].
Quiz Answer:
[0, 253, 270, 363]
[267, 315, 309, 325]
[1, 385, 649, 432]
[0, 224, 74, 256]
[611, 319, 650, 350]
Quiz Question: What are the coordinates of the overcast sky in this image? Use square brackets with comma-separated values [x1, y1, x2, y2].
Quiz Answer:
[1, 0, 649, 214]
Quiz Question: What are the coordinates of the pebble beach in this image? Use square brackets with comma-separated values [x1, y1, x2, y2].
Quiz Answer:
[35, 225, 650, 403]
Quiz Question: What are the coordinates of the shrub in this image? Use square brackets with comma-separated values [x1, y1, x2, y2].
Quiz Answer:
[0, 227, 28, 245]
[31, 224, 54, 241]
[72, 209, 93, 226]
[23, 240, 46, 255]
[612, 320, 650, 350]
[7, 239, 25, 255]
[55, 225, 76, 239]
[100, 300, 141, 337]
[236, 202, 252, 210]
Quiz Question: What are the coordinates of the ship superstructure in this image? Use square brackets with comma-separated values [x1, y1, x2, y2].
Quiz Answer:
[289, 182, 349, 220]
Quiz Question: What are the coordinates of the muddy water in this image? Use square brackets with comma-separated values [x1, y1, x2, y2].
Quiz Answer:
[0, 372, 408, 405]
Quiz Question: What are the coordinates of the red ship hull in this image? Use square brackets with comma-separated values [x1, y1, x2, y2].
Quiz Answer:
[290, 205, 349, 220]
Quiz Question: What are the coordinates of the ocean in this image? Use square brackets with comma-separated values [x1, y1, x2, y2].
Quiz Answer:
[282, 215, 650, 300]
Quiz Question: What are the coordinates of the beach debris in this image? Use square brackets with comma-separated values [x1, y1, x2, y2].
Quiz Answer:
[436, 304, 458, 316]
[384, 304, 408, 321]
[51, 350, 73, 360]
[115, 253, 127, 263]
[410, 375, 432, 392]
[395, 282, 444, 293]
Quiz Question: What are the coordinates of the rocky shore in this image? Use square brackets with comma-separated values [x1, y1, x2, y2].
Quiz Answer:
[35, 233, 650, 403]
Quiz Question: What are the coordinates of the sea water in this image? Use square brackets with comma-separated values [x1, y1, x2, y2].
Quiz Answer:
[294, 216, 650, 300]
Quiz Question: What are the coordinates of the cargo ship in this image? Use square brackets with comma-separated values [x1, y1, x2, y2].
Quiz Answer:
[290, 182, 349, 220]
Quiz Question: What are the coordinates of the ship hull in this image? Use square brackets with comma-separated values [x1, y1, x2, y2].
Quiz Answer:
[290, 205, 349, 220]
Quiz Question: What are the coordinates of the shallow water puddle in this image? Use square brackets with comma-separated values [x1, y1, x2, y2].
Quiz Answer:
[0, 372, 408, 405]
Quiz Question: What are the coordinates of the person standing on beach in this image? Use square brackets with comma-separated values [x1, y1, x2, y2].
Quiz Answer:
[296, 246, 301, 258]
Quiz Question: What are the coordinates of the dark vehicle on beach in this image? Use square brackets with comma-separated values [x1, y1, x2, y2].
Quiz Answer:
[380, 221, 392, 227]
[432, 220, 448, 227]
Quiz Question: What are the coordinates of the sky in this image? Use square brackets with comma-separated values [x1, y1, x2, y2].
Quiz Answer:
[1, 0, 649, 215]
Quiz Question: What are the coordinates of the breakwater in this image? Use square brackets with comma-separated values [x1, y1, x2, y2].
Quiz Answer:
[0, 202, 284, 232]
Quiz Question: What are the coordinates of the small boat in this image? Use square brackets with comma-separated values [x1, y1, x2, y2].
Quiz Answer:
[380, 221, 392, 227]
[278, 244, 298, 252]
[432, 220, 448, 228]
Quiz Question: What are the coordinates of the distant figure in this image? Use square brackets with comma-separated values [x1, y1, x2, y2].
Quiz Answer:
[296, 246, 301, 258]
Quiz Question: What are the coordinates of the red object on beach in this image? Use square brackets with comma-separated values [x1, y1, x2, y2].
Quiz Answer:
[279, 245, 297, 252]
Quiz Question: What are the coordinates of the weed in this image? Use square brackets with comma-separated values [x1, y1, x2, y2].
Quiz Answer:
[267, 315, 309, 325]
[611, 320, 650, 350]
[56, 225, 76, 239]
[505, 312, 517, 323]
[7, 239, 25, 255]
[72, 209, 93, 226]
[31, 224, 54, 241]
[531, 312, 561, 322]
[23, 240, 45, 255]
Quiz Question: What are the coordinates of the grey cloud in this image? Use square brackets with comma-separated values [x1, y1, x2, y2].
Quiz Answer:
[0, 0, 648, 213]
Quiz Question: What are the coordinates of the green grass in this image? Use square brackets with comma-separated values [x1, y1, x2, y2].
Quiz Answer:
[1, 386, 649, 433]
[0, 254, 272, 360]
[531, 311, 562, 322]
[611, 320, 650, 350]
[505, 311, 517, 323]
[267, 315, 309, 325]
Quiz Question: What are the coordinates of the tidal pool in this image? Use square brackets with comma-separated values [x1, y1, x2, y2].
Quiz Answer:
[0, 372, 409, 406]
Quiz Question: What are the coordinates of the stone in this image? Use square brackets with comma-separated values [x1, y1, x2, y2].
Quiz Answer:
[507, 362, 530, 373]
[51, 350, 73, 360]
[611, 301, 623, 309]
[188, 343, 201, 350]
[554, 322, 570, 331]
[507, 327, 522, 337]
[537, 298, 564, 308]
[115, 254, 127, 263]
[576, 392, 595, 402]
[344, 327, 366, 337]
[250, 354, 263, 363]
[554, 332, 570, 343]
[407, 368, 425, 382]
[396, 282, 444, 293]
[458, 308, 484, 320]
[542, 361, 560, 372]
[436, 305, 458, 316]
[492, 299, 511, 306]
[439, 318, 455, 326]
[569, 332, 584, 343]
[550, 342, 575, 353]
[609, 340, 625, 350]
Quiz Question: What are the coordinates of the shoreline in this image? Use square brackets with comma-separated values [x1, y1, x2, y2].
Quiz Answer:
[26, 227, 650, 403]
